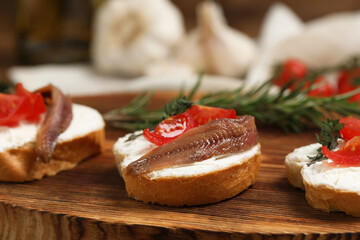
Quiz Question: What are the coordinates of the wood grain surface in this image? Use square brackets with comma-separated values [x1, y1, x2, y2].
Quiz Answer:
[1, 93, 360, 240]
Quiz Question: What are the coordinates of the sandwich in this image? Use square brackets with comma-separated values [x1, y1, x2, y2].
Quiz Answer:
[113, 105, 261, 206]
[0, 83, 105, 182]
[285, 117, 360, 216]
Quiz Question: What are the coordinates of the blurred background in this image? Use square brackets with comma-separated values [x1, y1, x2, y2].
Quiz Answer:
[1, 0, 360, 67]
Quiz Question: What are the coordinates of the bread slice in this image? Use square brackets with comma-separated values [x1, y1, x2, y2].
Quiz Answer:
[0, 104, 105, 182]
[302, 161, 360, 216]
[285, 142, 360, 216]
[285, 143, 321, 189]
[113, 131, 261, 206]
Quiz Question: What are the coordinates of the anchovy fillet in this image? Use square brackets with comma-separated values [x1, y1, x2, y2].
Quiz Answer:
[125, 116, 258, 176]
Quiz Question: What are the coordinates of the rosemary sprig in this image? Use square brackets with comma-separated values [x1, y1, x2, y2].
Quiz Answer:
[164, 97, 193, 116]
[163, 72, 203, 116]
[103, 92, 166, 131]
[307, 119, 344, 165]
[104, 74, 202, 130]
[103, 75, 360, 132]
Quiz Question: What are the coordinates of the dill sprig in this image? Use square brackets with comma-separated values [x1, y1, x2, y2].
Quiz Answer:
[307, 119, 344, 165]
[103, 75, 360, 132]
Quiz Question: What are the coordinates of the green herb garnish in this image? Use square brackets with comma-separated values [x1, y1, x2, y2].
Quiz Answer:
[104, 75, 360, 132]
[104, 74, 203, 130]
[126, 132, 143, 142]
[163, 73, 203, 117]
[307, 119, 344, 165]
[103, 92, 166, 131]
[164, 97, 193, 117]
[353, 77, 360, 86]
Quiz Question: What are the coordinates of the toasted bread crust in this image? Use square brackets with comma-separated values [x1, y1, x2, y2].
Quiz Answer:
[304, 179, 360, 217]
[122, 150, 261, 206]
[0, 128, 105, 182]
[285, 161, 305, 189]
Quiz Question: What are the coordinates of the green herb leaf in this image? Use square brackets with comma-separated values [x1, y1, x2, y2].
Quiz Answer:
[307, 119, 344, 165]
[164, 97, 193, 117]
[163, 73, 205, 117]
[353, 77, 360, 86]
[103, 57, 360, 133]
[103, 91, 166, 130]
[126, 132, 143, 142]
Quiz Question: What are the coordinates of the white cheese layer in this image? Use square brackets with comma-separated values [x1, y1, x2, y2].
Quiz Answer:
[285, 143, 320, 177]
[0, 104, 105, 152]
[302, 161, 360, 192]
[113, 131, 260, 180]
[286, 141, 360, 192]
[285, 143, 321, 169]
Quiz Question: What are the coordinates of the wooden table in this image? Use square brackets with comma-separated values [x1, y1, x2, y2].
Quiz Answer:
[0, 93, 360, 240]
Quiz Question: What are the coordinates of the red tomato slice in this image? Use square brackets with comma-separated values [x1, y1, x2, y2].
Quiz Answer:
[0, 94, 29, 126]
[337, 68, 360, 103]
[143, 105, 238, 146]
[273, 59, 307, 87]
[143, 111, 196, 146]
[322, 136, 360, 167]
[187, 105, 237, 126]
[272, 60, 335, 98]
[16, 83, 46, 122]
[16, 83, 32, 98]
[143, 128, 170, 146]
[339, 116, 360, 141]
[338, 68, 360, 93]
[26, 93, 47, 122]
[349, 94, 360, 103]
[0, 84, 47, 126]
[306, 76, 335, 97]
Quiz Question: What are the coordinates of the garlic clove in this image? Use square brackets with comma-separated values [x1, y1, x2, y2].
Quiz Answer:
[258, 3, 304, 51]
[271, 13, 360, 68]
[246, 8, 360, 88]
[91, 0, 185, 77]
[176, 1, 258, 78]
[245, 3, 304, 87]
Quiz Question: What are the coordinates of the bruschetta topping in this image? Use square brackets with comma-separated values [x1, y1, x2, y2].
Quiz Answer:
[125, 116, 258, 176]
[35, 85, 73, 162]
[143, 105, 236, 146]
[322, 136, 360, 167]
[309, 117, 360, 167]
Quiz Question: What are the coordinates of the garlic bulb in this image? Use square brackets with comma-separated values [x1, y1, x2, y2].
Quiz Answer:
[176, 1, 257, 77]
[258, 3, 303, 52]
[91, 0, 185, 77]
[246, 9, 360, 88]
[245, 3, 304, 88]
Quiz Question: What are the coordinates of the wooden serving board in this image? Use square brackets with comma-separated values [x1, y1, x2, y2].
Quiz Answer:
[1, 93, 360, 240]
